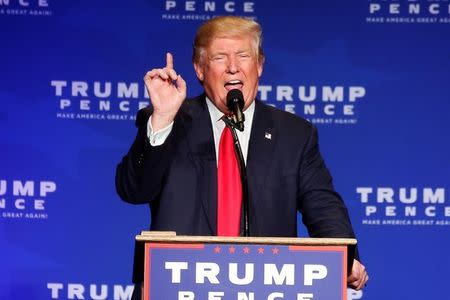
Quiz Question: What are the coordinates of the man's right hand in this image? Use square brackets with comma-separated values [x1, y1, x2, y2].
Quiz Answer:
[144, 52, 187, 131]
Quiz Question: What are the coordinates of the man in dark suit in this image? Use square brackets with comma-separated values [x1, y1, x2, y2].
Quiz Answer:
[116, 16, 368, 298]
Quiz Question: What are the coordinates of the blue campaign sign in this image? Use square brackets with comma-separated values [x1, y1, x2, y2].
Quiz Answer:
[144, 243, 347, 300]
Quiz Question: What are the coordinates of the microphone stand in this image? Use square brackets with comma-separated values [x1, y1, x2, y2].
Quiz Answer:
[223, 117, 250, 237]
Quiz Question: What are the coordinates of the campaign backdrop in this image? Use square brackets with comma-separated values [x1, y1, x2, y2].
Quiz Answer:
[1, 1, 449, 299]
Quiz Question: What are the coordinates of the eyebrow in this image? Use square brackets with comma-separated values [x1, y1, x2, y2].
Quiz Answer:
[211, 49, 251, 56]
[236, 50, 251, 55]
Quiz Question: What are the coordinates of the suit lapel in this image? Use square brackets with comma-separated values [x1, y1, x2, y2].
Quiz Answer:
[180, 95, 217, 235]
[246, 101, 276, 233]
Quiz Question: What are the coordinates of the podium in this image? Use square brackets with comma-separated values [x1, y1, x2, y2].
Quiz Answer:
[135, 231, 356, 300]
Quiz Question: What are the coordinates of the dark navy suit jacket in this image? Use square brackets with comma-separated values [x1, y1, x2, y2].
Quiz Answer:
[115, 94, 357, 282]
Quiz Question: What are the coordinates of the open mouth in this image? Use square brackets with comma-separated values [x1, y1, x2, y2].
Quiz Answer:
[224, 80, 243, 90]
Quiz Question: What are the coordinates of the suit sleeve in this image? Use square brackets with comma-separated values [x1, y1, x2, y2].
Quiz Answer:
[297, 124, 359, 259]
[115, 108, 176, 204]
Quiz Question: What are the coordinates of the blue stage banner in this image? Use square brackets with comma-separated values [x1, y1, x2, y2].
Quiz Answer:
[1, 0, 449, 299]
[145, 243, 346, 300]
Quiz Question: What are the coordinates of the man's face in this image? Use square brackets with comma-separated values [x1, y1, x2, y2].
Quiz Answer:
[194, 36, 263, 113]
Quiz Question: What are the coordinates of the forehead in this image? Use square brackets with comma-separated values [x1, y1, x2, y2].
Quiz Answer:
[206, 36, 254, 53]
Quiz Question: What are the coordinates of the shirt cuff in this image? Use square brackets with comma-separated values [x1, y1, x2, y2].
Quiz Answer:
[147, 115, 174, 146]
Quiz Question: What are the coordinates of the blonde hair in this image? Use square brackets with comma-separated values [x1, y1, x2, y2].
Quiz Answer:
[192, 16, 264, 65]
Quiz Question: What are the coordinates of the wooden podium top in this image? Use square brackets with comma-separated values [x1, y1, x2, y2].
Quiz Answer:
[136, 231, 357, 246]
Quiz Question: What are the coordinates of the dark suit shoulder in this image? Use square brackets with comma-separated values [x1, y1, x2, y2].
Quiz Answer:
[257, 101, 314, 137]
[178, 94, 206, 114]
[134, 94, 205, 128]
[135, 107, 153, 128]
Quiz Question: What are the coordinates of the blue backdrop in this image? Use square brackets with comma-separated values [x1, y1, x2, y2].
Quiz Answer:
[1, 1, 449, 299]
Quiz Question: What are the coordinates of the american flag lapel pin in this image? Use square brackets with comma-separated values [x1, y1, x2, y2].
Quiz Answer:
[264, 132, 272, 140]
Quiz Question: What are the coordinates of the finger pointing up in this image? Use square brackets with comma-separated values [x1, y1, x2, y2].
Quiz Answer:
[166, 52, 174, 70]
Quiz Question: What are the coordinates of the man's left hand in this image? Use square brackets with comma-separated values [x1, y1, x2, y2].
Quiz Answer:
[347, 259, 368, 290]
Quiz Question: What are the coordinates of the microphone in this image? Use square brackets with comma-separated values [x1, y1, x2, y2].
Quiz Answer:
[226, 89, 245, 131]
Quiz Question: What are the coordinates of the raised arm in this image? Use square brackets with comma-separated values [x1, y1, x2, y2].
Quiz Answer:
[115, 53, 187, 204]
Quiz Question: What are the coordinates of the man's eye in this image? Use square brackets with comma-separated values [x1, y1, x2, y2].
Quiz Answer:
[213, 56, 225, 61]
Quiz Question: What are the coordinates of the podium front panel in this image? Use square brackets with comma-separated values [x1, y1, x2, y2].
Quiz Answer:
[144, 243, 347, 300]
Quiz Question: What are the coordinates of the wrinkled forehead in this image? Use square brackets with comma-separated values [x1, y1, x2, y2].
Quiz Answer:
[206, 36, 255, 50]
[199, 36, 259, 61]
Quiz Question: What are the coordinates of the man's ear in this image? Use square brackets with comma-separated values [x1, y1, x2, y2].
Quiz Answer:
[193, 62, 204, 81]
[257, 57, 264, 77]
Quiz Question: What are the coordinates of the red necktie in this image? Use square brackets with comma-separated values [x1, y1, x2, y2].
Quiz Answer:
[217, 125, 242, 236]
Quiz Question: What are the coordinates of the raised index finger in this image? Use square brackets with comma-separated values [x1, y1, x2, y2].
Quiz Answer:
[166, 52, 174, 70]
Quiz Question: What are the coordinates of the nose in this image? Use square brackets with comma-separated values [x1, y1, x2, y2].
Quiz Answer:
[227, 56, 239, 74]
